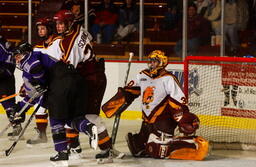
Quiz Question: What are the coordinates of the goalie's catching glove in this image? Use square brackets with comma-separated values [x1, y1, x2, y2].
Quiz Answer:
[178, 112, 199, 135]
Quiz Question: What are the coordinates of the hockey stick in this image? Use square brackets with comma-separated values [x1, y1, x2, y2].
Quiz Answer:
[0, 93, 19, 103]
[111, 52, 133, 145]
[0, 90, 45, 137]
[5, 104, 41, 156]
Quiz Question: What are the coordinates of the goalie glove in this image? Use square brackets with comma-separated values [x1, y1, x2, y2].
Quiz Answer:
[177, 112, 199, 135]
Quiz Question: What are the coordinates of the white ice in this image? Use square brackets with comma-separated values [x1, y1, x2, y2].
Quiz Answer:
[1, 116, 256, 167]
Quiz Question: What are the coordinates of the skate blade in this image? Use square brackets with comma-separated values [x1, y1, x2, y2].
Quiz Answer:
[90, 126, 98, 150]
[97, 158, 113, 164]
[50, 160, 68, 167]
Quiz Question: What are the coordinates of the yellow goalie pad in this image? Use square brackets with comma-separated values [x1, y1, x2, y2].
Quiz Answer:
[168, 136, 209, 161]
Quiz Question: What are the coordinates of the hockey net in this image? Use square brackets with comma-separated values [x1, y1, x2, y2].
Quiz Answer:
[184, 56, 256, 150]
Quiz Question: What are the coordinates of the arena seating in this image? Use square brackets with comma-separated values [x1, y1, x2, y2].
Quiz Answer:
[0, 0, 252, 59]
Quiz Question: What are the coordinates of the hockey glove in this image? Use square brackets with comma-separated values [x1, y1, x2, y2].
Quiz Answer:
[8, 103, 26, 125]
[178, 112, 199, 135]
[19, 84, 26, 97]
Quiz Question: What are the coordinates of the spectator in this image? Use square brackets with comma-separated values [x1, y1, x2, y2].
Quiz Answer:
[174, 4, 211, 56]
[91, 0, 119, 44]
[61, 0, 96, 30]
[204, 0, 221, 36]
[237, 0, 249, 31]
[162, 6, 179, 30]
[225, 0, 239, 56]
[247, 0, 256, 30]
[114, 0, 139, 41]
[194, 0, 210, 16]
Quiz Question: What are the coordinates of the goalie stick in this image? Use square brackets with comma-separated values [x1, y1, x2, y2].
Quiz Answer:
[0, 90, 45, 137]
[111, 52, 134, 145]
[5, 104, 41, 156]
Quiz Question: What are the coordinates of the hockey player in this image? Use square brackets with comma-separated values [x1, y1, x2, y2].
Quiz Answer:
[53, 9, 114, 163]
[25, 17, 54, 145]
[0, 23, 22, 138]
[31, 16, 87, 159]
[1, 42, 99, 166]
[102, 50, 209, 160]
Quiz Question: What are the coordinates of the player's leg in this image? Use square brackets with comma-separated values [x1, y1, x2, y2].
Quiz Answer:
[77, 61, 114, 162]
[126, 121, 152, 157]
[65, 126, 82, 159]
[69, 116, 98, 150]
[85, 114, 113, 163]
[127, 114, 177, 157]
[49, 118, 69, 167]
[27, 106, 48, 145]
[145, 133, 209, 160]
[0, 76, 22, 137]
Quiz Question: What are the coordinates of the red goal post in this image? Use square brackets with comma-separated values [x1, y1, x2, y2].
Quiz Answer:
[184, 56, 256, 150]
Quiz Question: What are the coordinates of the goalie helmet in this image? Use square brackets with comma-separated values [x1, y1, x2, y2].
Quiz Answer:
[148, 50, 168, 76]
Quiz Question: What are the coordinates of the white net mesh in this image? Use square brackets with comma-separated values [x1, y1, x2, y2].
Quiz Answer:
[185, 57, 256, 149]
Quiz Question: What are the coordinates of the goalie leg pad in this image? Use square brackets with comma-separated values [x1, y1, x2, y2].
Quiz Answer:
[126, 133, 146, 157]
[168, 136, 209, 161]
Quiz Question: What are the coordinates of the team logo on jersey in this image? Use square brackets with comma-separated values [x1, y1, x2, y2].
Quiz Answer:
[189, 68, 202, 96]
[143, 86, 155, 109]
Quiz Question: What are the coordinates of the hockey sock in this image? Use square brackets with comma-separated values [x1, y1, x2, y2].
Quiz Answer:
[98, 130, 112, 150]
[51, 124, 67, 152]
[66, 128, 80, 148]
[35, 114, 48, 133]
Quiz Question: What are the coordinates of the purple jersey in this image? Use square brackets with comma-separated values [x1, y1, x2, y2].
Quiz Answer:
[0, 36, 15, 77]
[17, 51, 57, 109]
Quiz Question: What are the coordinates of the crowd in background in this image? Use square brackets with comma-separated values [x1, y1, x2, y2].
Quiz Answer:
[35, 0, 256, 57]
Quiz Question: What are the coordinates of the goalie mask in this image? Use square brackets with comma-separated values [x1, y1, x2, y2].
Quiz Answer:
[148, 50, 168, 76]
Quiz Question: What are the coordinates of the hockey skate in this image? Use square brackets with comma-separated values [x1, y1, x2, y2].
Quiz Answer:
[8, 124, 23, 141]
[26, 128, 47, 146]
[68, 145, 83, 160]
[85, 123, 98, 150]
[96, 148, 114, 164]
[50, 151, 68, 167]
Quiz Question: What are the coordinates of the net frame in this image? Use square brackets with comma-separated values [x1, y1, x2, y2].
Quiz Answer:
[184, 56, 256, 150]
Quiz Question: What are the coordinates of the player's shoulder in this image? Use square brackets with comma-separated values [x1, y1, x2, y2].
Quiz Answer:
[140, 69, 150, 76]
[51, 34, 62, 41]
[33, 40, 44, 49]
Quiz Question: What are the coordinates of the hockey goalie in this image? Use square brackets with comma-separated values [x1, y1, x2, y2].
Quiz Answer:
[102, 50, 209, 160]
